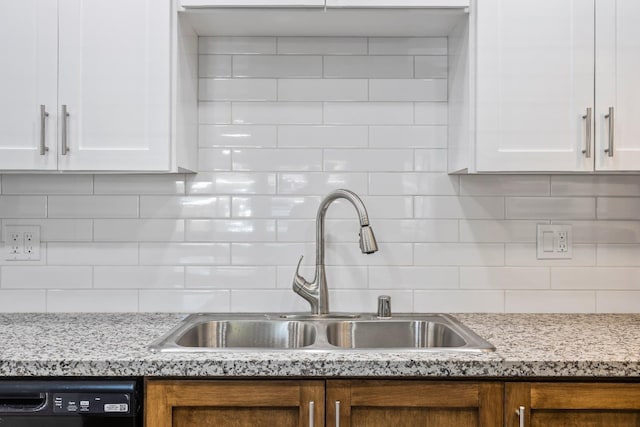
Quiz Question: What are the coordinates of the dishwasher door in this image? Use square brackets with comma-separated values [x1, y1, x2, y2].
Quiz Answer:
[0, 379, 140, 427]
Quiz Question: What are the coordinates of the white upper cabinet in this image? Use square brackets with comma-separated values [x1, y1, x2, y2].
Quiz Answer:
[181, 0, 324, 6]
[474, 0, 595, 172]
[0, 0, 58, 170]
[595, 0, 640, 171]
[0, 0, 197, 172]
[57, 0, 171, 171]
[181, 0, 468, 8]
[454, 0, 640, 173]
[326, 0, 469, 6]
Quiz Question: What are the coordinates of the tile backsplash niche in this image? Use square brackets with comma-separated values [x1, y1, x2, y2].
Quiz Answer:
[1, 36, 640, 313]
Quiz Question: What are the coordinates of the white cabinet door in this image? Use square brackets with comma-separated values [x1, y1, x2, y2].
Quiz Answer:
[0, 0, 58, 170]
[475, 0, 595, 172]
[326, 0, 469, 6]
[181, 0, 324, 6]
[595, 0, 640, 171]
[57, 0, 171, 171]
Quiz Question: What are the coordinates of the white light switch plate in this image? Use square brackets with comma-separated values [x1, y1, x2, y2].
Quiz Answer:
[536, 224, 572, 259]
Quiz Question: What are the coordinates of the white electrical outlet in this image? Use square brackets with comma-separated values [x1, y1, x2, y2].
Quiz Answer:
[4, 225, 41, 261]
[536, 224, 572, 259]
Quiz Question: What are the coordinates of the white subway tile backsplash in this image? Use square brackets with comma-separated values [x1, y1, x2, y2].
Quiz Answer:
[414, 291, 505, 313]
[369, 79, 447, 102]
[369, 126, 447, 149]
[139, 290, 230, 312]
[140, 243, 230, 266]
[278, 173, 368, 195]
[414, 243, 504, 266]
[48, 243, 138, 266]
[506, 244, 596, 267]
[0, 290, 46, 312]
[200, 37, 276, 54]
[324, 102, 413, 125]
[140, 196, 230, 218]
[0, 196, 46, 218]
[1, 219, 93, 242]
[278, 126, 368, 148]
[1, 175, 92, 195]
[552, 267, 640, 290]
[198, 149, 232, 171]
[505, 291, 595, 313]
[552, 176, 640, 196]
[414, 102, 448, 125]
[414, 196, 505, 219]
[597, 198, 640, 220]
[460, 267, 549, 289]
[414, 149, 447, 172]
[187, 266, 277, 289]
[3, 36, 640, 314]
[94, 175, 186, 195]
[199, 102, 232, 124]
[415, 56, 448, 78]
[94, 266, 184, 289]
[277, 37, 367, 55]
[460, 175, 550, 196]
[233, 102, 323, 125]
[368, 37, 447, 55]
[324, 149, 413, 172]
[187, 173, 276, 195]
[232, 196, 320, 218]
[94, 219, 185, 242]
[324, 56, 413, 78]
[597, 291, 640, 313]
[278, 79, 368, 101]
[199, 125, 277, 148]
[369, 266, 458, 289]
[48, 196, 138, 219]
[1, 266, 92, 289]
[186, 219, 276, 242]
[369, 173, 459, 195]
[232, 148, 323, 171]
[47, 290, 138, 312]
[506, 197, 596, 220]
[459, 220, 538, 243]
[233, 55, 322, 78]
[199, 55, 232, 77]
[199, 78, 277, 101]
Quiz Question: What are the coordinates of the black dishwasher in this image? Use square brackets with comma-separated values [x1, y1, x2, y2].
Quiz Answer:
[0, 379, 141, 427]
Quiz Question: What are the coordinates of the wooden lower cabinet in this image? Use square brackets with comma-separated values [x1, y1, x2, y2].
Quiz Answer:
[145, 379, 502, 427]
[327, 380, 504, 427]
[505, 383, 640, 427]
[145, 379, 324, 427]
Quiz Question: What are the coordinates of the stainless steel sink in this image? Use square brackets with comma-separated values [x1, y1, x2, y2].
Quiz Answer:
[149, 313, 494, 353]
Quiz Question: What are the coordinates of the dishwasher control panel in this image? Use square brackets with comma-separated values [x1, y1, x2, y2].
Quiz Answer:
[52, 393, 131, 415]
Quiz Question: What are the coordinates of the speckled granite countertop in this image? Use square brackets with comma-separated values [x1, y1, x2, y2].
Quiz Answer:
[1, 313, 639, 378]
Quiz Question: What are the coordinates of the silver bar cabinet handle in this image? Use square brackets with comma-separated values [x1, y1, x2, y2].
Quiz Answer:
[309, 401, 315, 427]
[61, 104, 69, 155]
[335, 400, 341, 427]
[604, 106, 614, 157]
[516, 406, 525, 427]
[581, 107, 592, 158]
[39, 105, 49, 155]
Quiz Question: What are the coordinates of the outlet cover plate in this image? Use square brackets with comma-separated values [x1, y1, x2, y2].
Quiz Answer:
[536, 224, 572, 259]
[4, 225, 41, 261]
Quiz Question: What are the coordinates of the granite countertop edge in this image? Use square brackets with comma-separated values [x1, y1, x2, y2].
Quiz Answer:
[1, 312, 639, 378]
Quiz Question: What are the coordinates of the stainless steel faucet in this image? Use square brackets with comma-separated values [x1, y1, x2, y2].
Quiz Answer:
[292, 189, 378, 316]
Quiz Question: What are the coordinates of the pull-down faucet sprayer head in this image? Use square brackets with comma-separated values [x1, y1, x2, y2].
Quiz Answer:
[359, 225, 378, 254]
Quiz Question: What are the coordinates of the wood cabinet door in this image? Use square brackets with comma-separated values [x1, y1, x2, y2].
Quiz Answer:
[0, 0, 58, 170]
[57, 0, 171, 171]
[595, 0, 640, 171]
[475, 0, 595, 172]
[146, 379, 325, 427]
[326, 380, 503, 427]
[506, 382, 640, 427]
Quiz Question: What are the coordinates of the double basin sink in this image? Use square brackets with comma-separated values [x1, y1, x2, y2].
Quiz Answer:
[149, 313, 495, 353]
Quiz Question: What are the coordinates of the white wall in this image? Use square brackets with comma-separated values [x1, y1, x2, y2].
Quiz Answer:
[0, 36, 639, 313]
